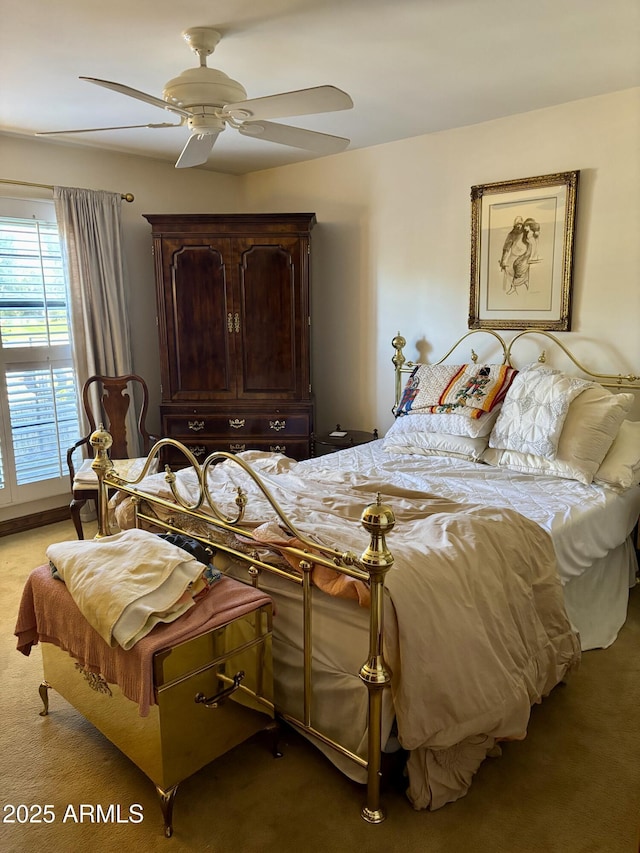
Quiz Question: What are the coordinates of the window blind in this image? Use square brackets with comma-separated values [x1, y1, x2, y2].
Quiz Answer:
[0, 215, 79, 497]
[0, 218, 70, 347]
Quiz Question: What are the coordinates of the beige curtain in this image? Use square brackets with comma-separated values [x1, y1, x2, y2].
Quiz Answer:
[53, 186, 140, 456]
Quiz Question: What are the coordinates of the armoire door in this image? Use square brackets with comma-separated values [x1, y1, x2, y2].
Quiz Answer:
[234, 235, 310, 401]
[157, 237, 238, 402]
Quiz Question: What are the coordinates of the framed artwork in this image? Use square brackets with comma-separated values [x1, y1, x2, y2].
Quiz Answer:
[469, 171, 579, 331]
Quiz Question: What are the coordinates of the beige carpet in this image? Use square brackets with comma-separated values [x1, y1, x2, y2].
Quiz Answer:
[1, 519, 639, 853]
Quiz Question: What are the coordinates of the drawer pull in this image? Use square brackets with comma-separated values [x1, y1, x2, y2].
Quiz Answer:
[187, 445, 206, 457]
[269, 419, 286, 432]
[195, 671, 245, 709]
[229, 418, 246, 430]
[188, 420, 205, 432]
[270, 445, 286, 454]
[230, 443, 246, 453]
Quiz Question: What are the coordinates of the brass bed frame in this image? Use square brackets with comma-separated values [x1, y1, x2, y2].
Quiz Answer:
[86, 327, 638, 826]
[93, 434, 396, 825]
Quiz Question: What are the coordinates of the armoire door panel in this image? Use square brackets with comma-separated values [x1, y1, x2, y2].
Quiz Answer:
[165, 241, 236, 400]
[236, 239, 303, 398]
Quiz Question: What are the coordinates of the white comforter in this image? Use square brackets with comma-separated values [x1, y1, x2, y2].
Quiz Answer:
[299, 443, 640, 652]
[299, 442, 640, 582]
[112, 446, 581, 808]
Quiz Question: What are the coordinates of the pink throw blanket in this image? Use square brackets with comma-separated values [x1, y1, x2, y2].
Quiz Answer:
[15, 565, 272, 716]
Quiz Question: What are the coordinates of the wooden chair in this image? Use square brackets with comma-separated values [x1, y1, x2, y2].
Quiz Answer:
[67, 374, 157, 539]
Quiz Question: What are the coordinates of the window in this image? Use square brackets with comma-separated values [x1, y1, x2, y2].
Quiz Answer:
[0, 205, 80, 507]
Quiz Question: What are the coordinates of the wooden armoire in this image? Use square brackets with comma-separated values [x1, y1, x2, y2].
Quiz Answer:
[144, 213, 316, 463]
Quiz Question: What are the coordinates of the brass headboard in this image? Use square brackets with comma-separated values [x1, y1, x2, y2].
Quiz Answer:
[392, 328, 640, 413]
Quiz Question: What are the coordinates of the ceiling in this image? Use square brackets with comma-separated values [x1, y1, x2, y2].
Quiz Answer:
[2, 0, 639, 176]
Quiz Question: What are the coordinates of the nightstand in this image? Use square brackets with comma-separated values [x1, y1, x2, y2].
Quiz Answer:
[312, 424, 379, 456]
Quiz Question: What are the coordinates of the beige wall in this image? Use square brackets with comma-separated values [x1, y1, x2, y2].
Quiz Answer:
[1, 87, 638, 518]
[244, 88, 640, 432]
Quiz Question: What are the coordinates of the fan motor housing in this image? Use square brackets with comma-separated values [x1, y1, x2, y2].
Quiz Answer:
[163, 67, 247, 109]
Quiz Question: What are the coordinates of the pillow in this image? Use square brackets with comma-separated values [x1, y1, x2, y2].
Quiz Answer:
[593, 420, 640, 490]
[396, 363, 517, 417]
[482, 385, 634, 484]
[390, 409, 501, 439]
[384, 424, 489, 462]
[488, 364, 592, 459]
[435, 362, 518, 413]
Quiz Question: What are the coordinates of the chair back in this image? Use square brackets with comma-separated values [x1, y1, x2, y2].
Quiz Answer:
[82, 374, 152, 459]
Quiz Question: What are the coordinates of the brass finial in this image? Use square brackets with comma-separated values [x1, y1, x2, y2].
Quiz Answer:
[89, 423, 112, 455]
[361, 493, 395, 534]
[392, 332, 406, 351]
[360, 494, 395, 569]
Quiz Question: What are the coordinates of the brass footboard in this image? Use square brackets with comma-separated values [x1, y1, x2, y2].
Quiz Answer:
[92, 429, 396, 823]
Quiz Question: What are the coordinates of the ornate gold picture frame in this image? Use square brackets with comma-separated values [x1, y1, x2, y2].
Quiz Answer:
[469, 171, 579, 331]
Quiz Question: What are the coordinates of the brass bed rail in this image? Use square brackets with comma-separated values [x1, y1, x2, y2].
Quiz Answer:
[91, 430, 395, 824]
[392, 328, 640, 412]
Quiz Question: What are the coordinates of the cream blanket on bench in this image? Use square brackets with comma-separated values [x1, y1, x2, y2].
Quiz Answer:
[46, 529, 206, 650]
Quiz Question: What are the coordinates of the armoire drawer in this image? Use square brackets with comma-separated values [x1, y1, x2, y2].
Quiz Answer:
[163, 412, 311, 438]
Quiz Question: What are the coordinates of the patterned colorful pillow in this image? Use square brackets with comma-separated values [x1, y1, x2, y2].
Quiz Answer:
[396, 363, 518, 418]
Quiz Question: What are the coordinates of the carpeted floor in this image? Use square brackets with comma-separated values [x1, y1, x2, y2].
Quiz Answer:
[1, 520, 639, 853]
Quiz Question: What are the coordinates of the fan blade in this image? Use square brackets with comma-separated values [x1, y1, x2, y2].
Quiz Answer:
[223, 86, 353, 122]
[80, 77, 191, 118]
[238, 121, 350, 154]
[175, 132, 219, 169]
[36, 122, 181, 136]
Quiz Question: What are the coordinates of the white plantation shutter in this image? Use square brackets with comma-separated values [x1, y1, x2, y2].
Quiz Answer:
[0, 219, 69, 347]
[0, 215, 80, 504]
[7, 365, 79, 485]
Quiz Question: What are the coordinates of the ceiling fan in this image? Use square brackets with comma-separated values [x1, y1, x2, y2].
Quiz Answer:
[36, 27, 354, 169]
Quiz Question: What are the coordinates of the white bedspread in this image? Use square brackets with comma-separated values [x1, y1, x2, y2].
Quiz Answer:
[297, 442, 640, 583]
[297, 442, 640, 652]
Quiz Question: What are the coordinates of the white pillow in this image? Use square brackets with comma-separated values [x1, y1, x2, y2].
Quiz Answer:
[593, 420, 640, 490]
[482, 385, 634, 484]
[391, 408, 501, 439]
[488, 364, 592, 459]
[384, 427, 488, 462]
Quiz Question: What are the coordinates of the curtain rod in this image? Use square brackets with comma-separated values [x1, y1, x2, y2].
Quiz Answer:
[0, 178, 134, 203]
